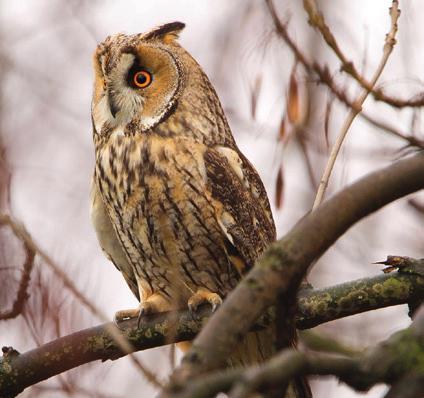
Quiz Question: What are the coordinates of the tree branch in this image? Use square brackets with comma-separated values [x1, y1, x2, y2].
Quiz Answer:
[178, 305, 424, 398]
[0, 218, 35, 320]
[1, 153, 423, 397]
[297, 264, 424, 329]
[311, 0, 400, 208]
[303, 0, 422, 110]
[163, 152, 424, 391]
[265, 0, 424, 149]
[1, 266, 422, 397]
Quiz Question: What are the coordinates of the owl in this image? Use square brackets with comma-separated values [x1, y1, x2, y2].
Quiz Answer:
[90, 22, 305, 396]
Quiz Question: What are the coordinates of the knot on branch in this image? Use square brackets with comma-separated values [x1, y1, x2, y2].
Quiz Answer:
[375, 255, 424, 277]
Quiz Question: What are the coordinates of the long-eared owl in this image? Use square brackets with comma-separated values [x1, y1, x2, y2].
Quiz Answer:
[90, 21, 276, 320]
[89, 21, 312, 397]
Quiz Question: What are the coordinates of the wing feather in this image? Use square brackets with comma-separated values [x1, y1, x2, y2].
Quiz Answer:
[90, 181, 140, 300]
[204, 146, 276, 271]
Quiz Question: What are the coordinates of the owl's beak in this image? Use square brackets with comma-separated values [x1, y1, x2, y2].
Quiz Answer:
[108, 92, 119, 118]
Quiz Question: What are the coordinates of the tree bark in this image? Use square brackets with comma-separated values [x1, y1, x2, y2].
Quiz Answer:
[165, 152, 424, 388]
[0, 269, 423, 397]
[1, 152, 423, 397]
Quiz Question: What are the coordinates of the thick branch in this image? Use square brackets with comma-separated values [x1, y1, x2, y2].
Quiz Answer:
[1, 268, 422, 397]
[0, 217, 163, 386]
[179, 305, 424, 398]
[165, 152, 424, 388]
[298, 266, 424, 328]
[1, 154, 423, 396]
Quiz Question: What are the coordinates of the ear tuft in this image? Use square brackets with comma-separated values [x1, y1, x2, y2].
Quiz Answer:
[142, 22, 185, 44]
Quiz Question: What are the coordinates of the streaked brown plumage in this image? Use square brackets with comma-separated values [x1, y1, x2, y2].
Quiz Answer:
[90, 22, 309, 397]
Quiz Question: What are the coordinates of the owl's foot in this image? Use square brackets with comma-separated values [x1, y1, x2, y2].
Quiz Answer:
[135, 300, 163, 328]
[113, 307, 140, 327]
[114, 294, 170, 329]
[188, 289, 222, 319]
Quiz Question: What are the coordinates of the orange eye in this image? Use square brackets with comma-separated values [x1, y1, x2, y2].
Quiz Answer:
[133, 70, 152, 88]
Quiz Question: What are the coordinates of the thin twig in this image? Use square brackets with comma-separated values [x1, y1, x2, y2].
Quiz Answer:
[360, 111, 423, 146]
[266, 1, 424, 151]
[162, 306, 424, 397]
[0, 219, 35, 320]
[312, 0, 401, 208]
[303, 0, 424, 110]
[228, 307, 424, 397]
[160, 152, 424, 393]
[0, 214, 163, 389]
[1, 266, 423, 397]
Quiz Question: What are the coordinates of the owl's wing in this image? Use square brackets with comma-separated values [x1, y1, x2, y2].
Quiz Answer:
[204, 146, 276, 272]
[90, 181, 140, 300]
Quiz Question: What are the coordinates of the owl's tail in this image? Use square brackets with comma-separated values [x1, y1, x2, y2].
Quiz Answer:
[226, 329, 311, 398]
[178, 328, 311, 398]
[226, 329, 275, 367]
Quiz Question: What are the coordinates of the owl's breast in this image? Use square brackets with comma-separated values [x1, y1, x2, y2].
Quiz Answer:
[95, 134, 236, 299]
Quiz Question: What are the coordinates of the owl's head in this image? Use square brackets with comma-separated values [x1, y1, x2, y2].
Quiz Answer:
[92, 22, 188, 136]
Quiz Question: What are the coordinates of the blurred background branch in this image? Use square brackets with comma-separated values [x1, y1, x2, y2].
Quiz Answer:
[1, 262, 422, 397]
[181, 305, 424, 398]
[0, 217, 35, 321]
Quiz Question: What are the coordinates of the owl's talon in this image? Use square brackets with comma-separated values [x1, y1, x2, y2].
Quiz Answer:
[114, 301, 159, 330]
[211, 301, 220, 313]
[113, 307, 141, 330]
[188, 300, 198, 314]
[113, 316, 125, 331]
[188, 289, 222, 317]
[114, 308, 140, 323]
[188, 303, 201, 320]
[137, 305, 150, 328]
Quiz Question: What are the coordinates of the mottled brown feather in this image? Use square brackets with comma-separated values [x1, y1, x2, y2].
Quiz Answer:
[204, 147, 276, 270]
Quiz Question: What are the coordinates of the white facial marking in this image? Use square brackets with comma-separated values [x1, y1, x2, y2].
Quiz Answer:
[92, 95, 113, 134]
[92, 52, 144, 134]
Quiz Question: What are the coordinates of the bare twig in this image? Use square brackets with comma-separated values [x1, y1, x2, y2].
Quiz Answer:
[360, 111, 424, 147]
[266, 1, 424, 150]
[156, 306, 424, 398]
[0, 139, 11, 211]
[408, 198, 424, 215]
[302, 0, 424, 110]
[0, 214, 163, 389]
[228, 306, 424, 398]
[160, 152, 424, 394]
[312, 0, 401, 208]
[0, 219, 35, 320]
[1, 266, 422, 397]
[295, 129, 319, 190]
